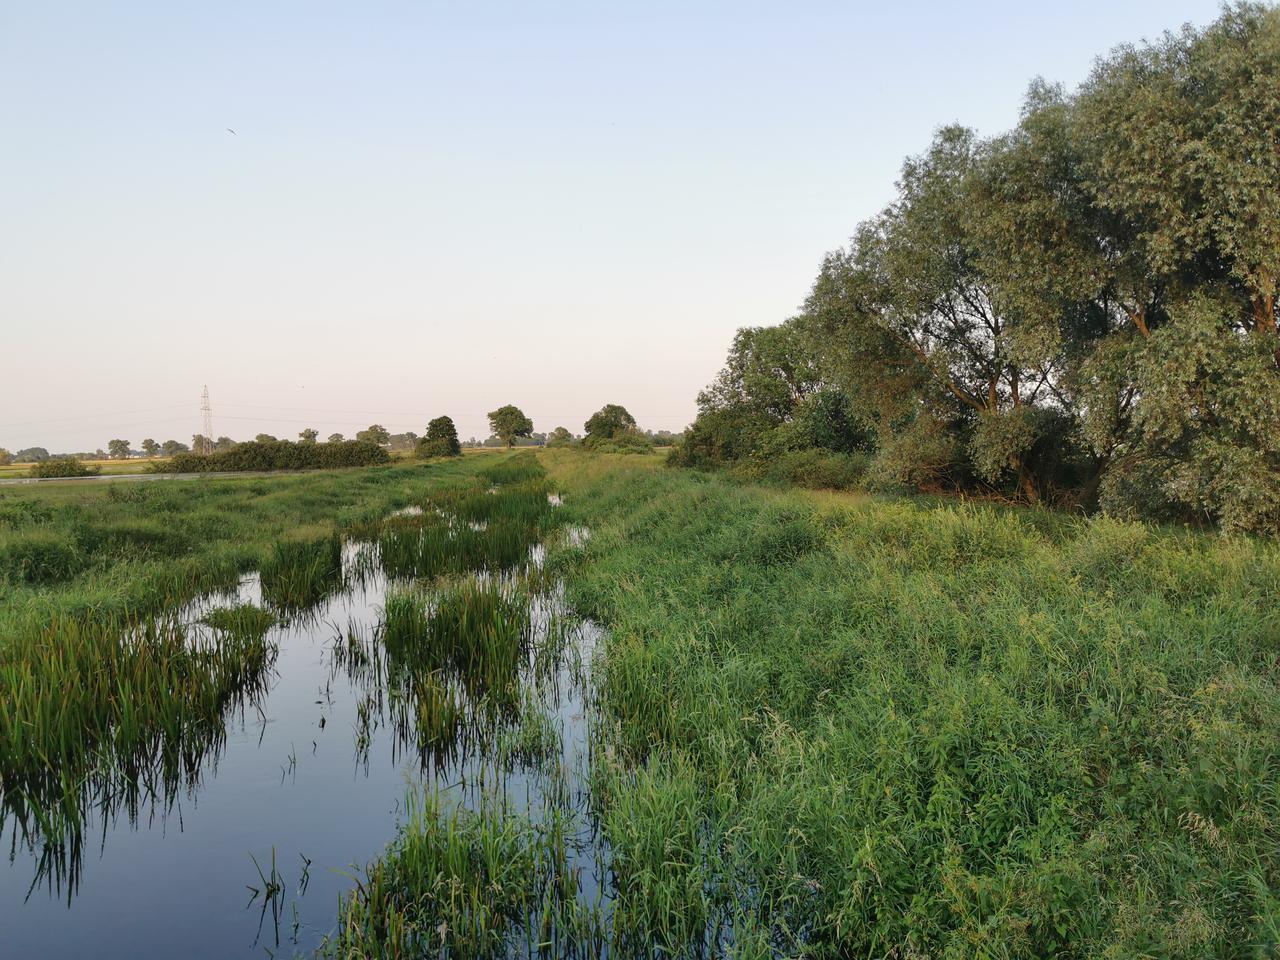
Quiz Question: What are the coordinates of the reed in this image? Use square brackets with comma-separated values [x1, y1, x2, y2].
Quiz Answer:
[325, 791, 591, 958]
[258, 533, 342, 612]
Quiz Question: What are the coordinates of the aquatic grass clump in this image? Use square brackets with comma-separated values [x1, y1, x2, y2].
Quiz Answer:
[408, 670, 464, 753]
[258, 533, 342, 612]
[0, 612, 277, 888]
[326, 791, 585, 958]
[0, 528, 84, 584]
[201, 603, 277, 640]
[376, 513, 543, 580]
[382, 579, 534, 711]
[497, 690, 561, 769]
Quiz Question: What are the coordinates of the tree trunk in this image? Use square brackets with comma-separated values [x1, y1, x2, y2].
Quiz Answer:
[1015, 456, 1039, 504]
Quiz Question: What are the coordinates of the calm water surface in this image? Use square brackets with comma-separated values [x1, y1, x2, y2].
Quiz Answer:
[2, 534, 600, 958]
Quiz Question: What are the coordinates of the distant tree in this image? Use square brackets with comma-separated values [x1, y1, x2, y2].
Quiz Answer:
[584, 404, 639, 445]
[388, 432, 419, 451]
[298, 428, 319, 443]
[647, 430, 680, 446]
[161, 439, 189, 456]
[214, 436, 236, 451]
[487, 405, 533, 448]
[546, 426, 574, 448]
[327, 433, 345, 443]
[108, 439, 131, 459]
[356, 424, 391, 445]
[254, 433, 278, 443]
[141, 438, 160, 457]
[15, 447, 50, 462]
[417, 416, 462, 458]
[0, 448, 12, 465]
[192, 434, 211, 454]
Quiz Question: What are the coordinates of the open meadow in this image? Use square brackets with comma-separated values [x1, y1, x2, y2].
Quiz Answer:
[2, 450, 1278, 956]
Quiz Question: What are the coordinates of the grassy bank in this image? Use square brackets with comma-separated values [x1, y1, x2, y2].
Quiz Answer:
[540, 451, 1280, 957]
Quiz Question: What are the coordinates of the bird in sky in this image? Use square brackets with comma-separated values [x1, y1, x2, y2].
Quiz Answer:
[226, 128, 236, 135]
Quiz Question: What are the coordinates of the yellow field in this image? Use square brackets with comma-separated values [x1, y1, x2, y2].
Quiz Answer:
[0, 457, 171, 479]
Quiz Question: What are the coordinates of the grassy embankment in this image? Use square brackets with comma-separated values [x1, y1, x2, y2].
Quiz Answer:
[535, 451, 1279, 957]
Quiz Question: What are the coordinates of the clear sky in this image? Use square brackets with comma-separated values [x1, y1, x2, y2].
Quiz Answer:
[1, 1, 1226, 451]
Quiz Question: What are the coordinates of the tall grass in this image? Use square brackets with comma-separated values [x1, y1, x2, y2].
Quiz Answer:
[326, 792, 598, 958]
[258, 533, 342, 612]
[539, 449, 1280, 957]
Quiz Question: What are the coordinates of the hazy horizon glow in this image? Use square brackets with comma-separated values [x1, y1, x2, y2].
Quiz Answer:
[2, 1, 1224, 452]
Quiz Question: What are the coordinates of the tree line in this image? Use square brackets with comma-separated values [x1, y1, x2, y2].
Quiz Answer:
[672, 3, 1280, 534]
[3, 404, 678, 475]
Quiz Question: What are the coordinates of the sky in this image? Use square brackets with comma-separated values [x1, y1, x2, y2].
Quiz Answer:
[1, 0, 1227, 452]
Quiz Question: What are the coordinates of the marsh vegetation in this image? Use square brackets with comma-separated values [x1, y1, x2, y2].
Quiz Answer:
[5, 448, 1278, 957]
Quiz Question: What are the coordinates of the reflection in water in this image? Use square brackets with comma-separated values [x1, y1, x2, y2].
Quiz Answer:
[1, 490, 605, 958]
[2, 608, 278, 902]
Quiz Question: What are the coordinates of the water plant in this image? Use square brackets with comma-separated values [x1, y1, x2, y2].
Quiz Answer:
[259, 533, 342, 612]
[324, 791, 596, 958]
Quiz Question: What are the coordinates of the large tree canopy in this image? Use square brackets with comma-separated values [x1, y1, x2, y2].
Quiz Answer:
[487, 405, 533, 448]
[584, 404, 638, 442]
[418, 416, 462, 458]
[675, 3, 1280, 533]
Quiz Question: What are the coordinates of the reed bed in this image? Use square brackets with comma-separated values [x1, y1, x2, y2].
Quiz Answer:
[538, 449, 1280, 957]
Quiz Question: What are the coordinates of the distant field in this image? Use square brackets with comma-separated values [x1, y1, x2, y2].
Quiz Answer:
[0, 457, 172, 479]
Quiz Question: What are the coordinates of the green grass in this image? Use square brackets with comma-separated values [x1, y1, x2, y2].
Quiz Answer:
[7, 445, 1280, 956]
[538, 450, 1280, 958]
[325, 792, 595, 958]
[259, 533, 343, 612]
[0, 455, 508, 867]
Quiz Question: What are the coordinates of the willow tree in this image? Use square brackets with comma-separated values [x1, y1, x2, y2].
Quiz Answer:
[1065, 3, 1280, 531]
[809, 126, 1074, 499]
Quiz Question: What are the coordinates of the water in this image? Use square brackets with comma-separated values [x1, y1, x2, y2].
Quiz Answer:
[1, 528, 601, 958]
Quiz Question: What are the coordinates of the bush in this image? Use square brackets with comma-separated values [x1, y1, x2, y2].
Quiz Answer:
[30, 457, 100, 479]
[734, 449, 870, 490]
[864, 416, 959, 493]
[584, 432, 654, 454]
[151, 440, 390, 474]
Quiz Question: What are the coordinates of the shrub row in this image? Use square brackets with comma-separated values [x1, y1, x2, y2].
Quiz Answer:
[151, 440, 390, 474]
